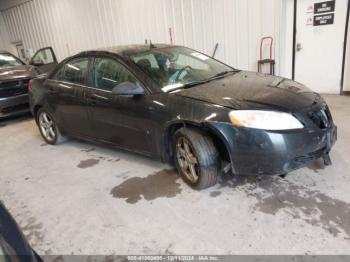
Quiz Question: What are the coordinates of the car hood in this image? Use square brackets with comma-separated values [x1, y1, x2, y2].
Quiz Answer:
[0, 65, 37, 81]
[175, 71, 321, 111]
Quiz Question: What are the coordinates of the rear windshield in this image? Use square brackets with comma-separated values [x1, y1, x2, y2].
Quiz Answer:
[0, 53, 24, 69]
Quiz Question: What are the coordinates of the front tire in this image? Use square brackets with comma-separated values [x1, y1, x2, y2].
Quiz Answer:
[37, 108, 66, 145]
[174, 127, 220, 190]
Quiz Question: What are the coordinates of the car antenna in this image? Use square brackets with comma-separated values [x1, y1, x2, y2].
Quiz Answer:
[149, 39, 156, 48]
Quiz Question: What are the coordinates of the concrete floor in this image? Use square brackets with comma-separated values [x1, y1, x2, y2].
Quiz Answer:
[1, 94, 350, 255]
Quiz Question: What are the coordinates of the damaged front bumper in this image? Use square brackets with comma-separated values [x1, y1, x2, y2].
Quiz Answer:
[209, 122, 337, 176]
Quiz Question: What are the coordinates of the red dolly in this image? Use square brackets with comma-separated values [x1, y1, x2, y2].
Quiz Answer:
[258, 36, 275, 75]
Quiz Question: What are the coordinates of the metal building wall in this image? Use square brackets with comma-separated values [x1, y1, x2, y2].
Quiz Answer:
[0, 12, 12, 51]
[0, 0, 292, 76]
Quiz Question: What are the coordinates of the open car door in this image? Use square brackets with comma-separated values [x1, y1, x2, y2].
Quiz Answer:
[29, 46, 58, 75]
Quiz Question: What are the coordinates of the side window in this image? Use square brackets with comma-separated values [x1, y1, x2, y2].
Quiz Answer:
[93, 57, 138, 91]
[53, 57, 89, 85]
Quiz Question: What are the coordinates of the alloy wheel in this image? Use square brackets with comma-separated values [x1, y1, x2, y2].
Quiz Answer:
[39, 112, 56, 142]
[176, 137, 199, 183]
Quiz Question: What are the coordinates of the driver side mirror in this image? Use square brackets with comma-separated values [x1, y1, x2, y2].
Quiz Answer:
[112, 81, 144, 96]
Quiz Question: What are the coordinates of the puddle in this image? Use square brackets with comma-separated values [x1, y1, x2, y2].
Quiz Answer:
[253, 180, 350, 238]
[107, 158, 120, 162]
[220, 174, 350, 239]
[77, 159, 100, 168]
[110, 169, 181, 204]
[210, 191, 222, 197]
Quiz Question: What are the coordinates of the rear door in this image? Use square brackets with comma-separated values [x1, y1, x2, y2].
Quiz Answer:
[29, 47, 58, 74]
[45, 56, 93, 137]
[85, 56, 154, 155]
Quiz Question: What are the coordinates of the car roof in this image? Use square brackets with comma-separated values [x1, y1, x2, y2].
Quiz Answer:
[78, 43, 173, 57]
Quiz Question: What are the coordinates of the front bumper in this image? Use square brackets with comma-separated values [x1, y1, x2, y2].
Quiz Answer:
[209, 122, 337, 176]
[0, 94, 30, 118]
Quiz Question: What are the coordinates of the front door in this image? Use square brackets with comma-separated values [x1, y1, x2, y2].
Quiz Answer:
[86, 56, 153, 155]
[294, 0, 348, 93]
[30, 47, 58, 74]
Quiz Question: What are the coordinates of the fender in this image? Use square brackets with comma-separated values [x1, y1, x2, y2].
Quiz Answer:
[160, 119, 203, 162]
[203, 122, 238, 174]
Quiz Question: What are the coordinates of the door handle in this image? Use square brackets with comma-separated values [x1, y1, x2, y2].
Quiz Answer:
[90, 93, 109, 100]
[87, 93, 109, 105]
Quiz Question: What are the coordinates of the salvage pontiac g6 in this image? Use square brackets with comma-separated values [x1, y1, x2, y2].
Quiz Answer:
[29, 44, 337, 189]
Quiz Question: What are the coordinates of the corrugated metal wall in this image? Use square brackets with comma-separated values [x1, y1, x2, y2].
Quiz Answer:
[0, 12, 12, 51]
[0, 0, 293, 76]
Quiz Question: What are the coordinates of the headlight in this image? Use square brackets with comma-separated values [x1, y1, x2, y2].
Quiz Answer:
[229, 110, 303, 130]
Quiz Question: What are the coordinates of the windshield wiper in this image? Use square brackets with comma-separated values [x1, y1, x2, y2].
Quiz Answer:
[181, 71, 236, 88]
[164, 80, 208, 92]
[182, 80, 208, 88]
[165, 70, 237, 93]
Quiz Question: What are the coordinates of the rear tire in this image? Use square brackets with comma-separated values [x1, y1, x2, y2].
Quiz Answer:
[37, 108, 66, 145]
[174, 127, 220, 190]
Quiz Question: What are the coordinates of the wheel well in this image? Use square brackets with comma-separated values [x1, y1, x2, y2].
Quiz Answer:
[164, 123, 230, 163]
[209, 131, 230, 162]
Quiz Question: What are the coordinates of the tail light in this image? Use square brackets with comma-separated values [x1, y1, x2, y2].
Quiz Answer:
[28, 79, 33, 92]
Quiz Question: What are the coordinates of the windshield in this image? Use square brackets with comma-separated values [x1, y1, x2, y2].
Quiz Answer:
[0, 53, 24, 69]
[129, 46, 234, 92]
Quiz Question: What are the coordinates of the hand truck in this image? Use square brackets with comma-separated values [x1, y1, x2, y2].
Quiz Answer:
[258, 36, 275, 75]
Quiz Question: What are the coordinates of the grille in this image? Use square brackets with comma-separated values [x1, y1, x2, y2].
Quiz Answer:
[0, 79, 29, 98]
[308, 107, 331, 129]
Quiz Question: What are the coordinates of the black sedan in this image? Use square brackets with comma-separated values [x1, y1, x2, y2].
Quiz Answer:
[0, 47, 57, 118]
[29, 44, 337, 189]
